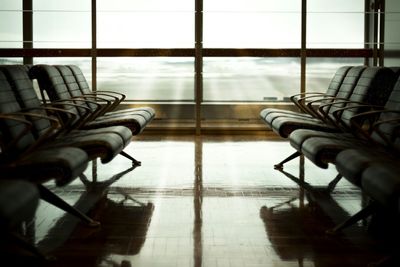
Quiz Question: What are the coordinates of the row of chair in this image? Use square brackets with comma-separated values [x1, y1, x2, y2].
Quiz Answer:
[0, 64, 155, 259]
[260, 65, 400, 232]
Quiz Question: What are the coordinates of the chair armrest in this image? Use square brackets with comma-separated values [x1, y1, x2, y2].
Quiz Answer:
[42, 102, 89, 130]
[371, 113, 400, 147]
[10, 111, 63, 152]
[290, 92, 326, 114]
[331, 103, 383, 125]
[349, 110, 400, 140]
[82, 92, 122, 114]
[95, 90, 126, 102]
[73, 94, 114, 118]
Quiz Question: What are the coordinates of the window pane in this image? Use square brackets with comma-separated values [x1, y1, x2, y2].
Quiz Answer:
[385, 0, 400, 66]
[306, 58, 364, 93]
[307, 0, 364, 48]
[203, 58, 300, 101]
[204, 0, 301, 48]
[0, 58, 23, 64]
[0, 1, 22, 48]
[97, 58, 194, 101]
[33, 0, 91, 48]
[98, 0, 193, 48]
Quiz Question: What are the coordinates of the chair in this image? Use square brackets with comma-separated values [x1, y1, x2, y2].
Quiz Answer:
[67, 64, 155, 134]
[296, 68, 398, 171]
[275, 66, 396, 169]
[260, 66, 363, 139]
[327, 124, 400, 234]
[0, 65, 135, 165]
[260, 66, 352, 123]
[30, 64, 155, 136]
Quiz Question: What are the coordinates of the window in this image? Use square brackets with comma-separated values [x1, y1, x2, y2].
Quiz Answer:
[33, 0, 91, 48]
[307, 0, 364, 48]
[97, 58, 194, 101]
[204, 0, 301, 48]
[203, 58, 300, 101]
[97, 0, 194, 48]
[0, 0, 22, 48]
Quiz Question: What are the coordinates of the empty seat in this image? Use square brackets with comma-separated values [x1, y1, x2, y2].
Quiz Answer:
[0, 65, 134, 164]
[260, 66, 352, 124]
[260, 66, 364, 139]
[272, 66, 396, 169]
[294, 67, 398, 169]
[30, 64, 155, 135]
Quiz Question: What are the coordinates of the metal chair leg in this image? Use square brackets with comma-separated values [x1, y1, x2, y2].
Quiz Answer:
[274, 151, 302, 170]
[37, 185, 100, 227]
[120, 151, 141, 166]
[326, 202, 377, 235]
[327, 174, 343, 192]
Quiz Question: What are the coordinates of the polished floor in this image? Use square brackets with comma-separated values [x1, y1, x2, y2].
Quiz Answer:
[7, 135, 400, 267]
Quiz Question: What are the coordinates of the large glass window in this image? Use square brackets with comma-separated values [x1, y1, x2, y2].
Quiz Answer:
[97, 58, 194, 101]
[33, 0, 91, 48]
[0, 1, 22, 48]
[203, 58, 300, 102]
[307, 0, 364, 48]
[204, 0, 301, 48]
[97, 0, 194, 48]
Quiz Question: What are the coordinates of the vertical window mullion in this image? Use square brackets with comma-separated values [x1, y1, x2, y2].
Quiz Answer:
[92, 0, 97, 91]
[23, 0, 33, 65]
[195, 0, 203, 134]
[301, 0, 307, 95]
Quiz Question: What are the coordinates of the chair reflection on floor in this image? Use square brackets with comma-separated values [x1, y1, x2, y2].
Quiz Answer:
[32, 162, 153, 267]
[259, 189, 379, 267]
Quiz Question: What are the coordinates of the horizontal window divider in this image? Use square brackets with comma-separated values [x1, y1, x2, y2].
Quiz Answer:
[306, 48, 374, 57]
[0, 48, 374, 58]
[203, 48, 301, 57]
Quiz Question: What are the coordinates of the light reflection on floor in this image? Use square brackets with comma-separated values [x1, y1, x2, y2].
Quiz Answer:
[22, 135, 394, 267]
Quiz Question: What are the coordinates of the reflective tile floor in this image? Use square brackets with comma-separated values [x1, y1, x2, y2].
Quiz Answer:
[7, 135, 400, 267]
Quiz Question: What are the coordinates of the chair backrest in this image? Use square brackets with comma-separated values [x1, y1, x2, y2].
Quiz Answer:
[338, 67, 396, 127]
[324, 66, 352, 97]
[371, 76, 400, 150]
[0, 69, 36, 158]
[68, 65, 92, 95]
[0, 65, 53, 138]
[29, 64, 83, 118]
[55, 65, 98, 111]
[319, 66, 366, 114]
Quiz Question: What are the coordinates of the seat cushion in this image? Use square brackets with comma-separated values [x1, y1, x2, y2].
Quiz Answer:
[44, 131, 126, 164]
[362, 163, 400, 210]
[271, 116, 338, 138]
[289, 129, 353, 152]
[1, 147, 88, 186]
[335, 148, 396, 186]
[301, 135, 363, 169]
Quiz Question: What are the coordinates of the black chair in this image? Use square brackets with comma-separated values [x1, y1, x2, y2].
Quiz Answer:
[266, 66, 368, 169]
[67, 64, 155, 134]
[295, 68, 398, 171]
[30, 64, 155, 136]
[276, 66, 396, 170]
[260, 66, 352, 124]
[328, 125, 400, 234]
[0, 65, 135, 165]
